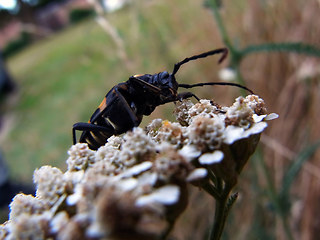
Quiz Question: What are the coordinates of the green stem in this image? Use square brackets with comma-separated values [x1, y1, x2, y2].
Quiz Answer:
[202, 182, 221, 199]
[255, 154, 294, 240]
[209, 183, 233, 240]
[207, 0, 234, 52]
[207, 0, 246, 86]
[233, 65, 247, 90]
[281, 214, 294, 240]
[241, 42, 320, 58]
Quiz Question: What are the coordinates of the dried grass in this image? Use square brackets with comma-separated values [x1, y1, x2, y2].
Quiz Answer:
[217, 0, 320, 239]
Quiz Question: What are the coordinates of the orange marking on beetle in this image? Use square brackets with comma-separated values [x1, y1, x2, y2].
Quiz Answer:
[134, 74, 143, 78]
[98, 97, 107, 110]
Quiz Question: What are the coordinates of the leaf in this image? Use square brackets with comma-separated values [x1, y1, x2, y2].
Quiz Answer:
[280, 140, 320, 201]
[241, 42, 320, 58]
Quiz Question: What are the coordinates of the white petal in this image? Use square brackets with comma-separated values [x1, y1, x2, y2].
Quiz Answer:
[138, 172, 158, 186]
[199, 151, 224, 165]
[243, 122, 268, 138]
[118, 178, 138, 192]
[63, 170, 84, 185]
[86, 222, 104, 239]
[66, 193, 81, 206]
[265, 113, 279, 120]
[121, 161, 152, 178]
[51, 212, 69, 234]
[135, 185, 180, 207]
[179, 145, 201, 161]
[223, 125, 245, 144]
[252, 114, 267, 123]
[186, 168, 208, 182]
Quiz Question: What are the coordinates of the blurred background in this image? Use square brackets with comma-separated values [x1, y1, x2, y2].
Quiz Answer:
[0, 0, 319, 239]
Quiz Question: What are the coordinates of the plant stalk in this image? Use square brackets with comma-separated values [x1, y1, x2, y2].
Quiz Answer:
[209, 183, 233, 240]
[255, 153, 294, 240]
[207, 0, 246, 87]
[207, 0, 234, 53]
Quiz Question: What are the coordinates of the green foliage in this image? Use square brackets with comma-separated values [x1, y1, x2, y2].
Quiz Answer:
[2, 32, 31, 59]
[33, 0, 65, 8]
[69, 8, 96, 24]
[279, 140, 320, 215]
[241, 42, 320, 59]
[4, 20, 117, 180]
[250, 141, 320, 240]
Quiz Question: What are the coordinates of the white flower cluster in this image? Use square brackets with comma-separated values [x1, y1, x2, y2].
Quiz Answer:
[0, 95, 277, 240]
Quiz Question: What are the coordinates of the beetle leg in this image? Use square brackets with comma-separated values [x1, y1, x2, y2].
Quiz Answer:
[72, 122, 114, 145]
[114, 86, 142, 126]
[177, 92, 200, 101]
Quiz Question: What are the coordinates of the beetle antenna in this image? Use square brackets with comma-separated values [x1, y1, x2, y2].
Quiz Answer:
[172, 48, 228, 76]
[179, 82, 254, 94]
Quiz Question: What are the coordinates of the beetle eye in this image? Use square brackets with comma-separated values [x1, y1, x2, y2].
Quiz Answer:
[161, 71, 169, 78]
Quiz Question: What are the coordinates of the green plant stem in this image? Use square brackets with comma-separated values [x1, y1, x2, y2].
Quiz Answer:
[255, 153, 294, 240]
[202, 182, 221, 199]
[209, 183, 233, 240]
[206, 0, 247, 88]
[281, 216, 294, 240]
[207, 0, 234, 53]
[241, 42, 320, 58]
[233, 65, 246, 90]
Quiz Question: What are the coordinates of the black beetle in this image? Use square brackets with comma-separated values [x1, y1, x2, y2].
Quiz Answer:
[72, 48, 253, 150]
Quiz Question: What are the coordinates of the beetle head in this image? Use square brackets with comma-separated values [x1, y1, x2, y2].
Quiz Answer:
[157, 71, 179, 91]
[130, 72, 178, 99]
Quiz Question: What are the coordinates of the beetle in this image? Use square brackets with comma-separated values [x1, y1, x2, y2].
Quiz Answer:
[72, 48, 253, 150]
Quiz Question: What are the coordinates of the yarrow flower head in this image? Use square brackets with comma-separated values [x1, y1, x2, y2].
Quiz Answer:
[0, 94, 277, 240]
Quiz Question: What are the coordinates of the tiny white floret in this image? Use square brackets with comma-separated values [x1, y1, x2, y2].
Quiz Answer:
[135, 185, 180, 207]
[179, 145, 202, 161]
[186, 168, 208, 182]
[118, 178, 138, 192]
[252, 114, 267, 123]
[265, 113, 279, 121]
[223, 126, 245, 144]
[199, 151, 224, 165]
[138, 172, 158, 186]
[66, 192, 81, 206]
[242, 122, 268, 138]
[120, 161, 153, 178]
